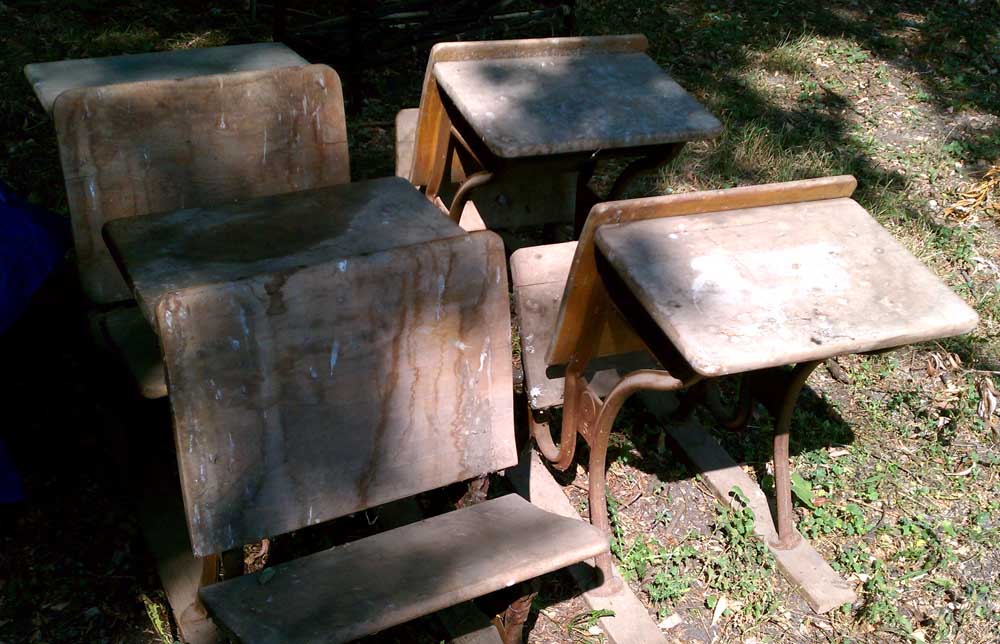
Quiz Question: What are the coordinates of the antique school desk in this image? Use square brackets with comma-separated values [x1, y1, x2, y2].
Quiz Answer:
[104, 176, 612, 644]
[420, 36, 722, 230]
[511, 177, 979, 611]
[101, 176, 466, 639]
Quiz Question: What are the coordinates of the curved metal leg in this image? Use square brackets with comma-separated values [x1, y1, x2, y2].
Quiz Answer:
[606, 142, 685, 200]
[771, 361, 821, 550]
[447, 171, 494, 223]
[584, 369, 696, 591]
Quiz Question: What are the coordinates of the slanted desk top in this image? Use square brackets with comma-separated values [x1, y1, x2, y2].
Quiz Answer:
[433, 52, 722, 159]
[594, 197, 979, 377]
[25, 42, 307, 115]
[104, 176, 463, 322]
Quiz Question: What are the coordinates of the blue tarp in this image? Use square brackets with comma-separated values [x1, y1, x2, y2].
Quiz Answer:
[0, 181, 72, 334]
[0, 181, 71, 503]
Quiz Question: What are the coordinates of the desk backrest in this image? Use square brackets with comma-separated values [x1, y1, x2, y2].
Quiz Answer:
[545, 176, 859, 366]
[408, 34, 648, 188]
[53, 64, 349, 304]
[156, 231, 516, 557]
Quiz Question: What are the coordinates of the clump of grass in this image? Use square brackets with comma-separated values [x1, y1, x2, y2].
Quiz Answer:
[658, 116, 841, 192]
[759, 33, 817, 75]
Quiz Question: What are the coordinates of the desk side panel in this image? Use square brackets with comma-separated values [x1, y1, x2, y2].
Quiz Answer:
[157, 232, 515, 556]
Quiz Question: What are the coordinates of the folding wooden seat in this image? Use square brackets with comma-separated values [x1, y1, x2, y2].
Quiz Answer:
[156, 231, 608, 644]
[511, 176, 978, 588]
[51, 63, 349, 398]
[395, 35, 650, 230]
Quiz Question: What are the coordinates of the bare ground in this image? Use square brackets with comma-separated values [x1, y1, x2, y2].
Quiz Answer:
[2, 1, 999, 643]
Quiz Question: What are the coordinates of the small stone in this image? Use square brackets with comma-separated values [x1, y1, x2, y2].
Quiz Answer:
[658, 613, 683, 630]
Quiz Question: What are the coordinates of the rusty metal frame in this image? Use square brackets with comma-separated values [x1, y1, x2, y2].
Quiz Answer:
[530, 250, 828, 589]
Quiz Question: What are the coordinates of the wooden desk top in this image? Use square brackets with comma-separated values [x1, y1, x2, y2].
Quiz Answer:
[433, 52, 721, 159]
[26, 42, 307, 115]
[594, 198, 979, 376]
[104, 176, 463, 322]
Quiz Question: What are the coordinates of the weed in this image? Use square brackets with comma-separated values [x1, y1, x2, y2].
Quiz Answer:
[139, 593, 177, 644]
[703, 488, 778, 623]
[566, 609, 614, 644]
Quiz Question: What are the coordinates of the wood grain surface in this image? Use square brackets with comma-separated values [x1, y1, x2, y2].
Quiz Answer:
[105, 176, 462, 322]
[434, 53, 721, 159]
[200, 494, 607, 644]
[546, 176, 860, 366]
[26, 42, 307, 114]
[54, 64, 349, 303]
[157, 231, 515, 556]
[595, 197, 979, 376]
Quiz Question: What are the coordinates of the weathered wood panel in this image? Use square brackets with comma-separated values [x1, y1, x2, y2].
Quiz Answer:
[409, 35, 649, 187]
[104, 176, 462, 323]
[546, 176, 859, 366]
[54, 64, 349, 304]
[595, 198, 979, 376]
[200, 494, 607, 644]
[434, 53, 721, 159]
[25, 42, 307, 115]
[157, 232, 515, 556]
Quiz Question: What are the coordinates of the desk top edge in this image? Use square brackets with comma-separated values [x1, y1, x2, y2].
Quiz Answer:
[25, 42, 308, 115]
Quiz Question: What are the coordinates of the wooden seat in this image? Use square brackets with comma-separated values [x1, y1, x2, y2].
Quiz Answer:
[201, 494, 605, 644]
[155, 231, 607, 642]
[511, 241, 653, 411]
[51, 63, 349, 397]
[511, 175, 979, 593]
[25, 42, 307, 115]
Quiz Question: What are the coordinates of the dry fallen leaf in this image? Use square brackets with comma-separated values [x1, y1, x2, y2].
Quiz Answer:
[976, 376, 998, 435]
[944, 164, 1000, 220]
[712, 595, 730, 626]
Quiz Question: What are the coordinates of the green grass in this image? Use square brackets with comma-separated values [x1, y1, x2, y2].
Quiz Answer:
[586, 7, 1000, 632]
[2, 1, 999, 643]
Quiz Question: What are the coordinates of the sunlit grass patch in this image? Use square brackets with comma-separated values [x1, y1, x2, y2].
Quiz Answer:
[657, 116, 846, 192]
[758, 33, 817, 76]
